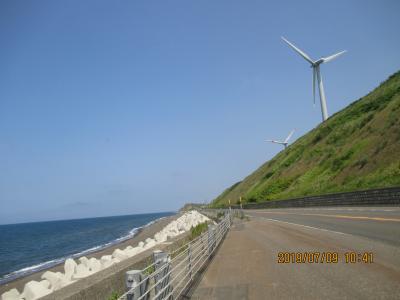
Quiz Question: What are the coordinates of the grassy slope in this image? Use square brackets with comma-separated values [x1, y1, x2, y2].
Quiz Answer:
[212, 71, 400, 207]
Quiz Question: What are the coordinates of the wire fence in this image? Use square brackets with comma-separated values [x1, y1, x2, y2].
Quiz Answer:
[118, 210, 232, 300]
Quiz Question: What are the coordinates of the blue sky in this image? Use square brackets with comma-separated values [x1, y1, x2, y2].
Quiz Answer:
[0, 0, 399, 224]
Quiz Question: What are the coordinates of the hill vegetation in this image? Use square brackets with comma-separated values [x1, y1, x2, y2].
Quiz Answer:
[180, 203, 206, 212]
[212, 71, 400, 207]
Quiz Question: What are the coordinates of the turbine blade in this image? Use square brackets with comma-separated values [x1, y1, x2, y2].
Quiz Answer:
[266, 140, 283, 144]
[312, 68, 316, 106]
[284, 130, 295, 143]
[281, 37, 314, 64]
[322, 50, 346, 63]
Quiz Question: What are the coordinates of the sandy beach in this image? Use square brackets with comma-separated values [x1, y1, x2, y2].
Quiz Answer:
[0, 213, 180, 296]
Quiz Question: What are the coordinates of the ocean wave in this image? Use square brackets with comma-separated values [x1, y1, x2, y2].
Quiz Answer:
[0, 215, 167, 285]
[0, 257, 65, 285]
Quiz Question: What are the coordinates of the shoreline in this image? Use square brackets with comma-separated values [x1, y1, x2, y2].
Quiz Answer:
[0, 215, 170, 286]
[0, 212, 180, 296]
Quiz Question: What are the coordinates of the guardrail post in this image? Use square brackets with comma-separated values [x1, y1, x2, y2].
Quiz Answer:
[188, 242, 193, 281]
[126, 270, 147, 300]
[201, 230, 206, 256]
[153, 250, 171, 299]
[223, 215, 228, 237]
[208, 224, 216, 255]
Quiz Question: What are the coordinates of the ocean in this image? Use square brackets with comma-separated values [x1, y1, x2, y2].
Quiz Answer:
[0, 212, 174, 285]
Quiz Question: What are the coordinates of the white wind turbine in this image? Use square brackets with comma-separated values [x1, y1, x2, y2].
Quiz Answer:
[266, 130, 295, 149]
[282, 37, 346, 122]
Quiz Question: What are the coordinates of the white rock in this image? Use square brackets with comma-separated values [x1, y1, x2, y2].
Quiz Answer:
[112, 257, 121, 264]
[101, 260, 114, 269]
[138, 241, 145, 248]
[64, 258, 77, 281]
[39, 280, 50, 290]
[135, 247, 144, 255]
[112, 249, 128, 261]
[1, 288, 21, 300]
[125, 246, 141, 257]
[144, 238, 156, 249]
[100, 255, 115, 268]
[88, 257, 102, 272]
[78, 256, 90, 268]
[21, 280, 52, 300]
[159, 211, 210, 240]
[41, 271, 73, 292]
[100, 255, 112, 263]
[154, 232, 167, 243]
[100, 255, 114, 268]
[72, 263, 92, 279]
[123, 249, 133, 257]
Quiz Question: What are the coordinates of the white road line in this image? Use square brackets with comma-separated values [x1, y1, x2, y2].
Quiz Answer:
[253, 208, 397, 212]
[256, 216, 350, 236]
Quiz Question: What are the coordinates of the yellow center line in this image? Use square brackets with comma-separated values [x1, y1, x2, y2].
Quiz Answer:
[254, 211, 400, 222]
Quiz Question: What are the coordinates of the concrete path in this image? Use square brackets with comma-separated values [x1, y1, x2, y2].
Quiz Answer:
[188, 207, 400, 300]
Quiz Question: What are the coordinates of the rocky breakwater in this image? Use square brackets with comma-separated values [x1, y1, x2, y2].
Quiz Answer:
[1, 211, 210, 300]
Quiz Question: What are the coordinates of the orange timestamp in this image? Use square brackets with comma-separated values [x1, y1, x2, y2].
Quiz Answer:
[277, 252, 374, 264]
[278, 251, 339, 263]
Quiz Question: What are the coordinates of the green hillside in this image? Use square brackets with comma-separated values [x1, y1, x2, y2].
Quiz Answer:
[212, 71, 400, 207]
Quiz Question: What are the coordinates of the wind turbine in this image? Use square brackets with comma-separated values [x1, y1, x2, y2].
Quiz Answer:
[266, 130, 295, 149]
[281, 37, 346, 122]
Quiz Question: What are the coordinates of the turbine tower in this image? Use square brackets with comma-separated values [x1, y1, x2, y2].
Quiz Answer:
[282, 37, 346, 122]
[266, 130, 295, 149]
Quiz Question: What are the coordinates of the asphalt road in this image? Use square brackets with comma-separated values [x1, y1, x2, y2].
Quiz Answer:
[248, 206, 400, 247]
[189, 207, 400, 300]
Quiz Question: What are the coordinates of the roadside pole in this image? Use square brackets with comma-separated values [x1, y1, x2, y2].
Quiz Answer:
[239, 197, 244, 219]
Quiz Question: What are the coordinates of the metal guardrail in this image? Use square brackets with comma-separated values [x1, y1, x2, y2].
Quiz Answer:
[118, 211, 232, 300]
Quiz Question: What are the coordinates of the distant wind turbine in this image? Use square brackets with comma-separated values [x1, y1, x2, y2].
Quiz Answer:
[281, 37, 346, 122]
[266, 130, 295, 149]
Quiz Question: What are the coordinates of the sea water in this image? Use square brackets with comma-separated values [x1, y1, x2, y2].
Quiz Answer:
[0, 212, 174, 284]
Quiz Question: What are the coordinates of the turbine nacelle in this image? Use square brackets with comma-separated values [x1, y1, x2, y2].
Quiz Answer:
[266, 130, 295, 149]
[313, 59, 324, 66]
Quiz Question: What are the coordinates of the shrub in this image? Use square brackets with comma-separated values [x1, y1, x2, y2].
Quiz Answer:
[331, 149, 354, 172]
[107, 292, 120, 300]
[385, 111, 397, 129]
[190, 222, 208, 240]
[373, 140, 388, 155]
[359, 114, 374, 129]
[282, 148, 303, 168]
[256, 177, 297, 200]
[247, 197, 257, 203]
[262, 171, 274, 180]
[354, 157, 368, 169]
[216, 212, 224, 218]
[143, 256, 156, 275]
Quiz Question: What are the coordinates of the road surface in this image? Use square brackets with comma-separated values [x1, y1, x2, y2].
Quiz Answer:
[188, 207, 400, 300]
